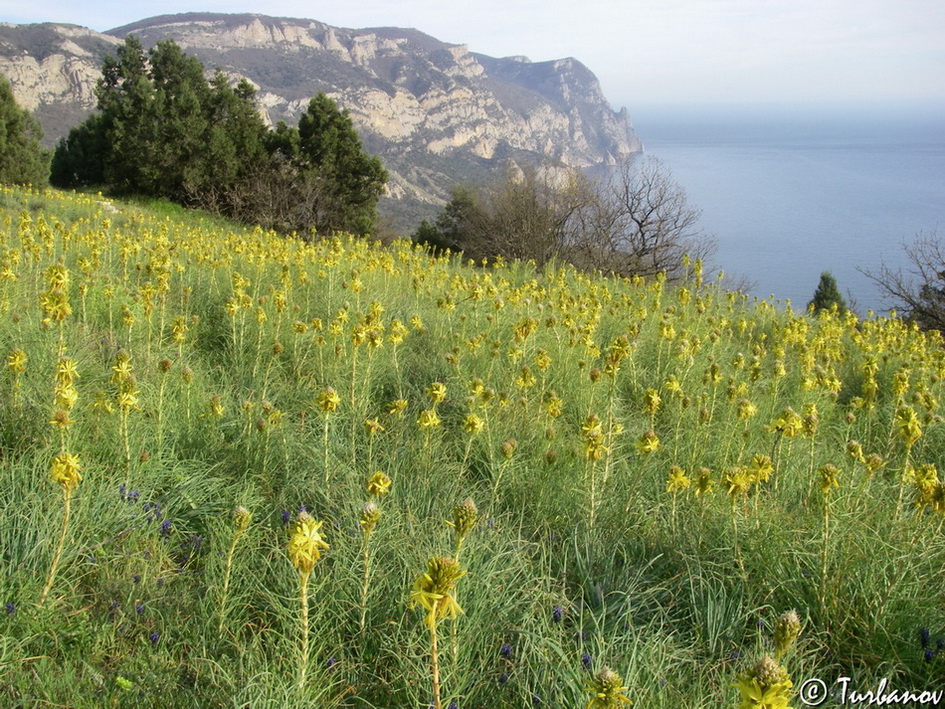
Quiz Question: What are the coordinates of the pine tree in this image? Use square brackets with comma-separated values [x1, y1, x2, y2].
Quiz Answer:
[294, 93, 387, 235]
[808, 271, 847, 314]
[0, 73, 50, 186]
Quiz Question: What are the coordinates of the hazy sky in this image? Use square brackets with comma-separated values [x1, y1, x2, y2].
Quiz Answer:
[2, 0, 943, 111]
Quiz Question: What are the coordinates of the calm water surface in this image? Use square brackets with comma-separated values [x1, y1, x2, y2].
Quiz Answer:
[629, 104, 945, 313]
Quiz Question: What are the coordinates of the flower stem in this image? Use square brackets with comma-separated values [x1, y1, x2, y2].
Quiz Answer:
[40, 487, 72, 606]
[298, 570, 311, 689]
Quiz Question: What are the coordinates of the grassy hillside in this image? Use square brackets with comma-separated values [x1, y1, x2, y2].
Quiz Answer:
[1, 186, 943, 707]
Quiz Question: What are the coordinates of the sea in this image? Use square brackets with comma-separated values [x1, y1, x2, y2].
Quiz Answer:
[628, 103, 945, 314]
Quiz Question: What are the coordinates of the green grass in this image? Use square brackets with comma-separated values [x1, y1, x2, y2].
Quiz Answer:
[1, 184, 944, 707]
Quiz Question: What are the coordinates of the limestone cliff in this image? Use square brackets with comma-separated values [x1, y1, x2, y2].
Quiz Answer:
[0, 13, 642, 227]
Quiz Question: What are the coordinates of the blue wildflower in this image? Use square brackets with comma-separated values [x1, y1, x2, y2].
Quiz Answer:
[160, 519, 172, 537]
[924, 648, 935, 662]
[136, 603, 144, 616]
[552, 605, 562, 623]
[498, 672, 509, 684]
[500, 642, 512, 659]
[921, 627, 931, 648]
[582, 652, 592, 670]
[4, 602, 14, 616]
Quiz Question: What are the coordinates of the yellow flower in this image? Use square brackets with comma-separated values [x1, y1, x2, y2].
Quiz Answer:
[734, 655, 793, 709]
[635, 429, 661, 454]
[894, 406, 922, 446]
[666, 465, 691, 494]
[364, 418, 385, 436]
[6, 348, 26, 373]
[388, 398, 408, 416]
[287, 512, 329, 575]
[427, 381, 446, 404]
[643, 389, 661, 415]
[366, 471, 392, 497]
[724, 466, 753, 499]
[694, 467, 715, 497]
[584, 666, 633, 709]
[818, 464, 841, 494]
[360, 501, 381, 536]
[417, 408, 441, 429]
[410, 556, 465, 629]
[749, 455, 774, 484]
[462, 413, 485, 434]
[49, 451, 82, 492]
[316, 387, 341, 413]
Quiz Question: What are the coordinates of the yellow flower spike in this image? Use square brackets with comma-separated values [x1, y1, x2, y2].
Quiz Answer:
[584, 666, 633, 709]
[7, 348, 27, 373]
[316, 386, 341, 413]
[734, 655, 793, 709]
[724, 466, 753, 499]
[49, 408, 75, 428]
[287, 512, 329, 575]
[366, 471, 392, 497]
[635, 429, 661, 454]
[643, 389, 661, 415]
[462, 413, 485, 434]
[666, 465, 691, 494]
[694, 467, 715, 497]
[773, 609, 802, 659]
[894, 406, 922, 446]
[427, 381, 447, 404]
[417, 408, 441, 429]
[410, 556, 465, 628]
[818, 464, 841, 494]
[233, 505, 252, 533]
[749, 455, 775, 484]
[360, 501, 381, 536]
[364, 418, 385, 436]
[49, 451, 82, 492]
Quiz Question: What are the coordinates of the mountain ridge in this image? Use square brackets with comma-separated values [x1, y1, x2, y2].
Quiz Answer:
[0, 12, 642, 229]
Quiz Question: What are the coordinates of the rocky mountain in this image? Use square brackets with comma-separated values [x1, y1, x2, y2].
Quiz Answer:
[0, 13, 642, 228]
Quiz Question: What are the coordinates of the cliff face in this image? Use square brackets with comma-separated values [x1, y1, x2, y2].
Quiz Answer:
[0, 13, 641, 227]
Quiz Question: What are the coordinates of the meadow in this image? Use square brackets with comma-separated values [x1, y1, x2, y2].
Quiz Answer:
[0, 185, 943, 708]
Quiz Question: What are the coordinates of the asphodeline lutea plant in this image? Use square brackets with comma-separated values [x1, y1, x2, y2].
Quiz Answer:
[584, 666, 633, 708]
[581, 414, 607, 528]
[666, 464, 691, 533]
[410, 555, 465, 709]
[359, 471, 391, 634]
[111, 348, 140, 487]
[40, 451, 82, 605]
[817, 464, 841, 620]
[315, 386, 341, 485]
[219, 506, 252, 634]
[287, 511, 329, 689]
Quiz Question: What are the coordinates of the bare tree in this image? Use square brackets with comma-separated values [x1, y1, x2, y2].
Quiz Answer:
[571, 155, 715, 281]
[861, 230, 945, 331]
[415, 155, 715, 283]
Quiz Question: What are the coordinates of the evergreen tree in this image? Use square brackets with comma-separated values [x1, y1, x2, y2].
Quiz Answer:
[808, 271, 847, 314]
[292, 93, 387, 235]
[0, 72, 50, 186]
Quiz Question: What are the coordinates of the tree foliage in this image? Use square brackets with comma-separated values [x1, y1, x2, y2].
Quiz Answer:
[0, 72, 50, 186]
[414, 156, 714, 281]
[51, 38, 385, 235]
[808, 272, 847, 314]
